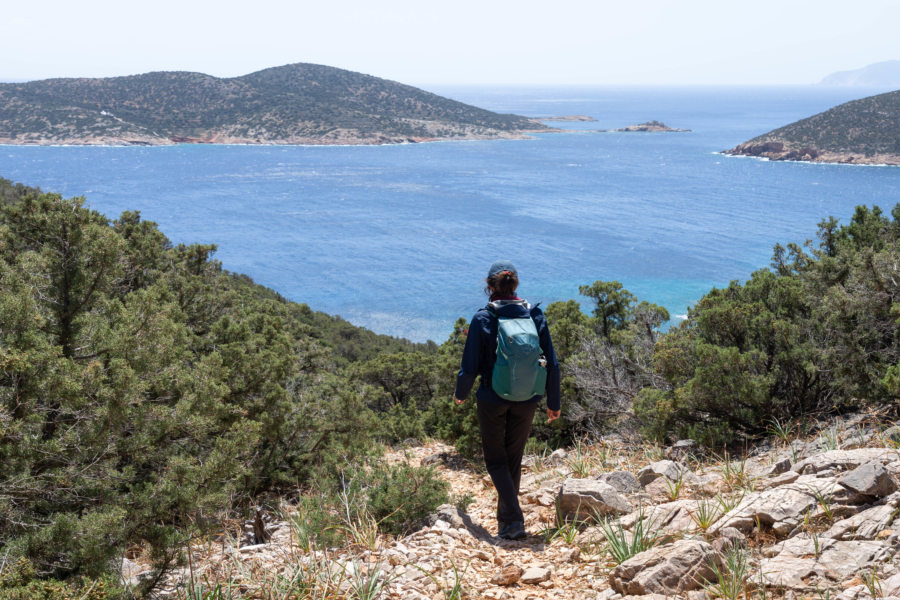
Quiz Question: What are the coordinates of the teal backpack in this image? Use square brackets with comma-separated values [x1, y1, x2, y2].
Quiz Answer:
[487, 300, 548, 401]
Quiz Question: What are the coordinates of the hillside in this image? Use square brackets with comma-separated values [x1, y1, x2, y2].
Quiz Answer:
[724, 89, 900, 165]
[132, 422, 900, 600]
[0, 63, 546, 145]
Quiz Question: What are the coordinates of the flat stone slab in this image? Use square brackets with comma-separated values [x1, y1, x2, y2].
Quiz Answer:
[762, 470, 800, 489]
[794, 448, 896, 475]
[710, 475, 842, 536]
[620, 499, 698, 535]
[823, 492, 900, 540]
[758, 536, 891, 589]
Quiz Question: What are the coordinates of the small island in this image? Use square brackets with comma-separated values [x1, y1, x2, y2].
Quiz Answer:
[611, 120, 690, 132]
[725, 89, 900, 165]
[0, 63, 547, 146]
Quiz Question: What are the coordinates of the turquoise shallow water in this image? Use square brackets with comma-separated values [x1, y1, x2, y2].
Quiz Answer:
[1, 85, 898, 342]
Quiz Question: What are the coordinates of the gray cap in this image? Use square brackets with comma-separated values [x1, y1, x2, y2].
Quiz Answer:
[487, 260, 517, 278]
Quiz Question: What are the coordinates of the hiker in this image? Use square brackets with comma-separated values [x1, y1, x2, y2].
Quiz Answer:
[453, 260, 561, 540]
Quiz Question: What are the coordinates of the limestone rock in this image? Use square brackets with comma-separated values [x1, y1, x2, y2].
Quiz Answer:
[548, 448, 567, 465]
[793, 448, 896, 475]
[599, 471, 641, 494]
[765, 457, 793, 476]
[637, 460, 685, 486]
[521, 566, 551, 584]
[621, 499, 697, 534]
[609, 539, 720, 595]
[824, 501, 898, 540]
[759, 536, 891, 589]
[710, 475, 842, 536]
[665, 439, 697, 461]
[882, 572, 900, 596]
[491, 564, 523, 586]
[840, 430, 876, 449]
[120, 557, 153, 588]
[837, 462, 897, 498]
[524, 488, 556, 507]
[643, 477, 676, 502]
[557, 479, 632, 522]
[763, 470, 800, 489]
[425, 504, 467, 529]
[712, 526, 747, 554]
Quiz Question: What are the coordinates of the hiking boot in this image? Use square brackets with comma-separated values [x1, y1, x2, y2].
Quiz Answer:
[498, 521, 526, 540]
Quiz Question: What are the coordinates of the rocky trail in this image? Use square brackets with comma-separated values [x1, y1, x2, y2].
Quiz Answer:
[135, 415, 900, 599]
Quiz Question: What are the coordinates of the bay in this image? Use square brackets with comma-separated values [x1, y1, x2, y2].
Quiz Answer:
[1, 85, 898, 343]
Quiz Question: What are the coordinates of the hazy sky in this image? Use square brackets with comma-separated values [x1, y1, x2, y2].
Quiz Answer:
[3, 0, 898, 85]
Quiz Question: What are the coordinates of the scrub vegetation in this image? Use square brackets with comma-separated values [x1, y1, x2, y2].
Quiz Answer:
[4, 175, 900, 595]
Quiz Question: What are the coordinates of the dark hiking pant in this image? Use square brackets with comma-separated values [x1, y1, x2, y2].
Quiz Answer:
[477, 399, 538, 527]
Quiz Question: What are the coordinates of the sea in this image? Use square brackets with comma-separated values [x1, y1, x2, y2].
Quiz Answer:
[1, 85, 899, 343]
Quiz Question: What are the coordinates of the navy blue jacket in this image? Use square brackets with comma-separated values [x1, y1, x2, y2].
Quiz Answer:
[454, 300, 561, 411]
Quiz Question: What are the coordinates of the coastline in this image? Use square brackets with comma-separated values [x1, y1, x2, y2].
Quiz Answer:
[0, 129, 554, 147]
[720, 149, 900, 167]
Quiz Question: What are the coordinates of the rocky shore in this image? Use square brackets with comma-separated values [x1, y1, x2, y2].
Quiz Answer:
[611, 121, 690, 132]
[724, 141, 900, 165]
[0, 129, 541, 147]
[123, 414, 900, 599]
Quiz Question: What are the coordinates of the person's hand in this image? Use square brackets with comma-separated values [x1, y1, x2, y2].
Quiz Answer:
[546, 409, 561, 423]
[454, 396, 466, 405]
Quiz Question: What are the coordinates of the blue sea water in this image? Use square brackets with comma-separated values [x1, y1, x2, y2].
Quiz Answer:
[1, 85, 898, 343]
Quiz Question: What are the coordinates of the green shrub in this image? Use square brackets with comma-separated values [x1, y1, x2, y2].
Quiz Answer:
[0, 182, 378, 582]
[377, 401, 427, 444]
[0, 558, 122, 600]
[364, 463, 449, 535]
[636, 206, 900, 445]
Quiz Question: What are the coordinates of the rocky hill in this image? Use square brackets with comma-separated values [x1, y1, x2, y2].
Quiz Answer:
[120, 414, 900, 600]
[820, 60, 900, 88]
[0, 63, 546, 145]
[724, 89, 900, 165]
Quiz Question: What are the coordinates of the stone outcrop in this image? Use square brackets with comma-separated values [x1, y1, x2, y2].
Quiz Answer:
[711, 474, 859, 536]
[837, 462, 898, 498]
[608, 539, 719, 595]
[152, 418, 900, 600]
[637, 460, 687, 486]
[759, 536, 891, 589]
[557, 479, 632, 521]
[794, 448, 897, 475]
[598, 471, 641, 494]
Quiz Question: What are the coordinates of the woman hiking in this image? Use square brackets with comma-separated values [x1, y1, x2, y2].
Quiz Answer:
[453, 260, 561, 540]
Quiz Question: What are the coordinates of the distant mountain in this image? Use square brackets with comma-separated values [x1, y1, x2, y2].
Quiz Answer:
[724, 89, 900, 165]
[820, 60, 900, 88]
[0, 63, 546, 145]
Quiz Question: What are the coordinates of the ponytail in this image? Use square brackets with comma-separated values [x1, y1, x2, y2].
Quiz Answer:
[485, 270, 519, 298]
